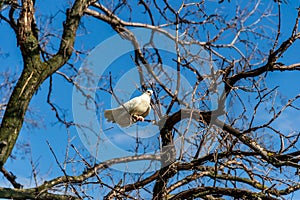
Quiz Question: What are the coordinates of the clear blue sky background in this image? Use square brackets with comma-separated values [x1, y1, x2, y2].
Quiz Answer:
[0, 0, 300, 199]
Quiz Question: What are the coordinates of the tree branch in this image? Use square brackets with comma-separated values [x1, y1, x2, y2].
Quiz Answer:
[169, 186, 278, 200]
[0, 0, 94, 169]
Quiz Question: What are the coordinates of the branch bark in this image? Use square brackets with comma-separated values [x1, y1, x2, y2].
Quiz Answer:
[169, 186, 278, 200]
[0, 0, 95, 168]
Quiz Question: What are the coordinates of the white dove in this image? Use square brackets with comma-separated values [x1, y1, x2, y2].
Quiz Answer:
[104, 90, 153, 127]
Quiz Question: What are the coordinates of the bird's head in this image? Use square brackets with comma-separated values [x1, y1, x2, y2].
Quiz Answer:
[145, 90, 153, 96]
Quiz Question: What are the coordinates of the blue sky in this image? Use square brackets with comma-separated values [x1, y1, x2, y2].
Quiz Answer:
[1, 0, 300, 199]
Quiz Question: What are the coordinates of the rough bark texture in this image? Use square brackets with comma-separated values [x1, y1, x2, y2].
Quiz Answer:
[0, 0, 94, 173]
[1, 0, 300, 199]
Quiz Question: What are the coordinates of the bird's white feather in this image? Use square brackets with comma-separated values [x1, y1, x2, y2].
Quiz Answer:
[104, 90, 153, 127]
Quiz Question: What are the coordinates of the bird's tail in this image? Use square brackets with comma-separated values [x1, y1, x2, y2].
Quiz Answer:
[104, 108, 131, 127]
[104, 110, 115, 122]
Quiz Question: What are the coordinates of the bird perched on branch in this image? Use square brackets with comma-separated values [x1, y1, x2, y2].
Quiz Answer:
[104, 90, 153, 127]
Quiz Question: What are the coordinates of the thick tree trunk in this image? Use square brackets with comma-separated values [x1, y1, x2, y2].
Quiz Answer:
[0, 0, 94, 168]
[153, 109, 212, 199]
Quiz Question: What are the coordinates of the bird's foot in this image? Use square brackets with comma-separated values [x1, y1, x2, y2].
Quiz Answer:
[132, 115, 144, 122]
[137, 116, 144, 121]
